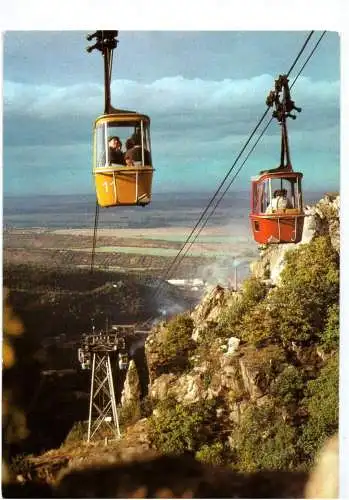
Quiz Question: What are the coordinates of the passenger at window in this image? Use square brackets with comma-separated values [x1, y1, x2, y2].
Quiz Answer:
[125, 156, 134, 166]
[266, 189, 292, 213]
[124, 132, 151, 166]
[108, 136, 125, 165]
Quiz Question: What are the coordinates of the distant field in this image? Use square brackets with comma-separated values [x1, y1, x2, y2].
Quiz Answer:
[3, 227, 258, 280]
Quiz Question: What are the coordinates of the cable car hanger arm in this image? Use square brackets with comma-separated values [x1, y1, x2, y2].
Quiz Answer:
[265, 75, 301, 171]
[86, 30, 119, 114]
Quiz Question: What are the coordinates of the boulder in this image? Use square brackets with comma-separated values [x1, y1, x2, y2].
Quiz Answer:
[149, 373, 178, 401]
[238, 345, 286, 401]
[170, 373, 204, 404]
[191, 285, 237, 325]
[226, 336, 240, 356]
[121, 360, 141, 407]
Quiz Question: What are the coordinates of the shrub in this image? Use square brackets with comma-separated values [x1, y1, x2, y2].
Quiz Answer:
[321, 303, 339, 352]
[148, 399, 217, 456]
[118, 400, 142, 429]
[220, 237, 339, 348]
[64, 421, 87, 444]
[158, 314, 195, 370]
[231, 403, 298, 472]
[195, 441, 226, 466]
[220, 277, 268, 334]
[299, 355, 339, 461]
[268, 236, 339, 345]
[239, 302, 275, 346]
[161, 314, 194, 356]
[270, 365, 305, 406]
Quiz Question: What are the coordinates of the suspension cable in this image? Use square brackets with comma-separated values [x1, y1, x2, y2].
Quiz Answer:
[146, 31, 326, 316]
[148, 30, 317, 303]
[90, 200, 100, 273]
[87, 31, 118, 272]
[286, 31, 314, 77]
[290, 31, 326, 89]
[162, 30, 327, 282]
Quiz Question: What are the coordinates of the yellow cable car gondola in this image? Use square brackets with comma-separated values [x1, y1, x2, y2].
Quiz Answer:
[93, 111, 154, 207]
[87, 30, 154, 207]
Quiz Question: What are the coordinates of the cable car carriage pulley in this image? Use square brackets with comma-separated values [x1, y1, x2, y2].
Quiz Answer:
[249, 74, 305, 244]
[87, 31, 154, 207]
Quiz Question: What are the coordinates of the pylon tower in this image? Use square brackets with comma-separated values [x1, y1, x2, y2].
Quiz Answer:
[78, 327, 132, 442]
[87, 351, 120, 441]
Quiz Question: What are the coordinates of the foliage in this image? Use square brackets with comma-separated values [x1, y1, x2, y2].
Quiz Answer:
[239, 302, 275, 346]
[118, 397, 154, 430]
[299, 355, 339, 461]
[268, 236, 339, 345]
[148, 399, 217, 456]
[321, 303, 339, 352]
[64, 421, 87, 445]
[118, 400, 142, 429]
[227, 236, 339, 347]
[231, 403, 298, 472]
[219, 277, 268, 334]
[195, 442, 226, 466]
[193, 324, 227, 382]
[270, 365, 305, 406]
[158, 314, 195, 370]
[147, 235, 339, 472]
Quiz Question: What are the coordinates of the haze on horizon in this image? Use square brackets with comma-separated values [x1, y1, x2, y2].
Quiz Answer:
[3, 31, 340, 197]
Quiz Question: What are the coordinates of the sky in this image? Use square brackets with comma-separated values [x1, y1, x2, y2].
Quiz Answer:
[2, 29, 340, 196]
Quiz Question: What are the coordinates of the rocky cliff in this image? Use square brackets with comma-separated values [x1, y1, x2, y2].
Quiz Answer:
[117, 192, 339, 475]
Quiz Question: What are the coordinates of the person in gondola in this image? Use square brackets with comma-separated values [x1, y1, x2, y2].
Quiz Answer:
[108, 136, 125, 165]
[266, 189, 292, 213]
[124, 132, 151, 166]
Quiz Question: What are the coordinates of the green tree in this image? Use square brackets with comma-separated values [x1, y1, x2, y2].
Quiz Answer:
[231, 403, 298, 471]
[321, 303, 339, 352]
[148, 399, 216, 456]
[159, 314, 195, 360]
[270, 365, 305, 406]
[269, 236, 339, 345]
[220, 277, 268, 334]
[299, 355, 339, 461]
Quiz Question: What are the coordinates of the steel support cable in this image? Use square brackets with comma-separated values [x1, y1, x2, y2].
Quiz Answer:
[165, 31, 327, 279]
[290, 31, 326, 89]
[149, 30, 317, 305]
[286, 30, 314, 77]
[147, 106, 270, 309]
[135, 31, 319, 327]
[90, 35, 117, 273]
[169, 116, 274, 273]
[156, 107, 271, 282]
[90, 200, 100, 273]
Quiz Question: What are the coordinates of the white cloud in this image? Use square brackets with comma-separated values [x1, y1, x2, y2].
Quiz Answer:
[4, 74, 339, 119]
[3, 72, 340, 196]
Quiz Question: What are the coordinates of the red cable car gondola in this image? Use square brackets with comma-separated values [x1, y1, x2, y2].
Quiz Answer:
[250, 75, 305, 244]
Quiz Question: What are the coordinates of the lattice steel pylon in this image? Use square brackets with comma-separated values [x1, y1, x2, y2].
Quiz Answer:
[87, 351, 120, 442]
[78, 327, 133, 442]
